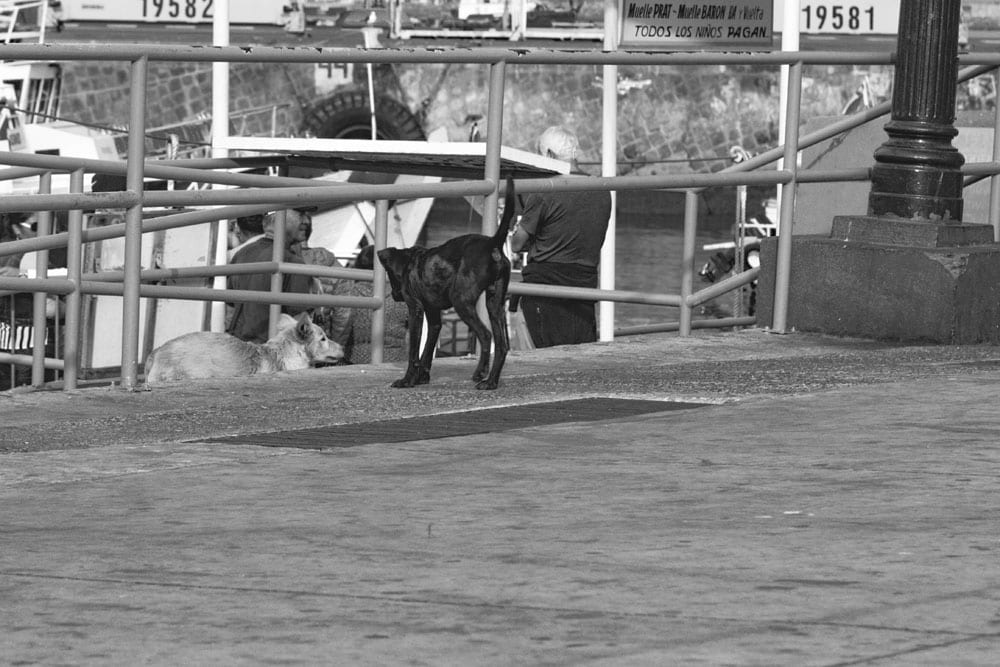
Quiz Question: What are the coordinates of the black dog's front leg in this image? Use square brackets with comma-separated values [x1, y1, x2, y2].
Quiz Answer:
[392, 302, 427, 388]
[417, 308, 443, 385]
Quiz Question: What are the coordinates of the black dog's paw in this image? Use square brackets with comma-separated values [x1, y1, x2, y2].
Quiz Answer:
[475, 379, 499, 390]
[392, 367, 430, 388]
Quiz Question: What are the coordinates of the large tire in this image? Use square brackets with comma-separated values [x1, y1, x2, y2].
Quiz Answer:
[302, 89, 425, 141]
[298, 89, 426, 184]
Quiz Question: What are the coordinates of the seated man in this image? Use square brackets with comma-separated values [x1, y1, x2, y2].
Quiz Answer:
[226, 209, 314, 343]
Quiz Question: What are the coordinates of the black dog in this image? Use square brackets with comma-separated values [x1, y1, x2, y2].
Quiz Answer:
[377, 179, 515, 390]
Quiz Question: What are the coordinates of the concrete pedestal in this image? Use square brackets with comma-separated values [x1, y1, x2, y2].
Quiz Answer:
[757, 218, 1000, 344]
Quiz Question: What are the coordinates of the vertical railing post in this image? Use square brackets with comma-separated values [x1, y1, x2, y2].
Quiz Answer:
[599, 0, 619, 342]
[770, 60, 803, 334]
[210, 0, 231, 333]
[371, 199, 389, 364]
[268, 209, 286, 340]
[120, 55, 148, 390]
[482, 59, 506, 233]
[31, 172, 52, 387]
[479, 59, 507, 342]
[679, 189, 698, 336]
[63, 168, 85, 390]
[990, 69, 1000, 242]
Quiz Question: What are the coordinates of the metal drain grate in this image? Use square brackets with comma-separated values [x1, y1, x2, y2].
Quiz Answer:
[205, 398, 704, 449]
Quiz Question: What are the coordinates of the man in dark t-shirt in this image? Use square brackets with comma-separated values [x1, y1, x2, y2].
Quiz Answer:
[226, 209, 314, 343]
[510, 126, 611, 347]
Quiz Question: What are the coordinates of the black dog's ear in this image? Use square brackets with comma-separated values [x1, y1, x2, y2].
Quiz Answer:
[377, 248, 410, 276]
[377, 248, 409, 302]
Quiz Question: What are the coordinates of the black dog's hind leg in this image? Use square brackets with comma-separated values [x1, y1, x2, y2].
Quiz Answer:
[477, 278, 510, 390]
[453, 297, 493, 385]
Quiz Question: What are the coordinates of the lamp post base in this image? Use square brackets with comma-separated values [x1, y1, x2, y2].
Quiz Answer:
[757, 229, 1000, 344]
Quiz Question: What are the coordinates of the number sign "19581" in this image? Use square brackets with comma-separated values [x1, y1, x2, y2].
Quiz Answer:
[798, 1, 899, 34]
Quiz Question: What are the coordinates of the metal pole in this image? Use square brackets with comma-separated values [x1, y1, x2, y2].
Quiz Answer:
[62, 169, 85, 390]
[362, 24, 381, 139]
[210, 0, 231, 332]
[482, 59, 506, 232]
[598, 0, 618, 342]
[679, 189, 698, 336]
[776, 0, 800, 225]
[120, 56, 148, 391]
[478, 60, 507, 342]
[269, 209, 286, 339]
[990, 70, 1000, 241]
[771, 61, 804, 334]
[371, 199, 389, 364]
[31, 172, 52, 387]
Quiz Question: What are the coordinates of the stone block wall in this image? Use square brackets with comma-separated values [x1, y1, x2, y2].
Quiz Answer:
[45, 55, 912, 231]
[50, 55, 894, 176]
[56, 60, 315, 153]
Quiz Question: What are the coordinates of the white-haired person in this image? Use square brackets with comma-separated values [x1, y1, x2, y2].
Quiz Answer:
[509, 126, 612, 347]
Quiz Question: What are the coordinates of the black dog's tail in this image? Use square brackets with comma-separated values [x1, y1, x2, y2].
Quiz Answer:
[492, 177, 516, 250]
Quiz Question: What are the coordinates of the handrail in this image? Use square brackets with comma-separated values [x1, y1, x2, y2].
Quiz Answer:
[0, 43, 898, 65]
[0, 42, 998, 392]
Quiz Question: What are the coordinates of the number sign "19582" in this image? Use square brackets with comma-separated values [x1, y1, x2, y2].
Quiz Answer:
[58, 0, 283, 25]
[142, 0, 213, 20]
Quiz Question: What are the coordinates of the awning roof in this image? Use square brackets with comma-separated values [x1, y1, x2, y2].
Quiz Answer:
[212, 137, 569, 180]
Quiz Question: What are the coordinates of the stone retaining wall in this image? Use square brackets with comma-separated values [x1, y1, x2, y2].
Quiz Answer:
[54, 58, 891, 176]
[48, 56, 911, 229]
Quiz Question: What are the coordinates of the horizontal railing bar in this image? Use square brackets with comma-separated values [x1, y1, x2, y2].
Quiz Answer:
[84, 262, 373, 283]
[796, 167, 871, 183]
[0, 149, 341, 188]
[0, 191, 140, 213]
[0, 166, 52, 181]
[0, 351, 64, 370]
[0, 204, 280, 257]
[615, 316, 756, 337]
[509, 281, 683, 307]
[687, 267, 761, 307]
[0, 277, 77, 295]
[0, 43, 896, 66]
[79, 281, 382, 309]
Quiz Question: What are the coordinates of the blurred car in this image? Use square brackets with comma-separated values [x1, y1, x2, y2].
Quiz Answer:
[333, 8, 391, 30]
[526, 3, 577, 28]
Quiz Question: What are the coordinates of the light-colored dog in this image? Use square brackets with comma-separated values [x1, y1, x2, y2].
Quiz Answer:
[144, 313, 343, 386]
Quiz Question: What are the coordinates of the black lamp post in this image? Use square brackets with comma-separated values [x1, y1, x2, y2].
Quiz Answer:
[867, 0, 964, 221]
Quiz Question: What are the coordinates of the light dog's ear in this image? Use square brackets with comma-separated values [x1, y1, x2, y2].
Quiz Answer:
[276, 313, 299, 331]
[295, 318, 313, 341]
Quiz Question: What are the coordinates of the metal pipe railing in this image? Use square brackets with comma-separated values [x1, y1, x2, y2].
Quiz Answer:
[0, 42, 998, 392]
[771, 61, 804, 335]
[63, 169, 85, 389]
[0, 43, 900, 66]
[120, 56, 148, 389]
[30, 173, 52, 386]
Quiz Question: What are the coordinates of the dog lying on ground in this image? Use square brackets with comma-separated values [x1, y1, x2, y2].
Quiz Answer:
[377, 178, 515, 390]
[144, 313, 343, 386]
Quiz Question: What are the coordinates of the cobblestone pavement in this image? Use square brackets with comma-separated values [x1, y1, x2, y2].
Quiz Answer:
[2, 329, 1000, 665]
